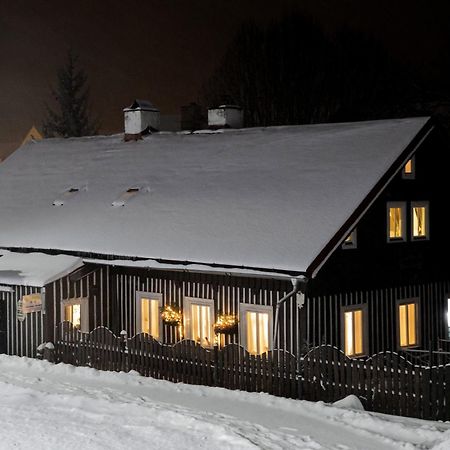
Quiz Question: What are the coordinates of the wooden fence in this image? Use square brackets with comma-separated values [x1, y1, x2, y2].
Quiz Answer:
[53, 322, 299, 399]
[52, 323, 450, 421]
[302, 345, 450, 421]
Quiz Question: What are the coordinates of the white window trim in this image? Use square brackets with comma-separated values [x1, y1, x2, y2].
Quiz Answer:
[402, 156, 415, 180]
[239, 303, 273, 354]
[342, 228, 357, 249]
[61, 297, 89, 333]
[411, 201, 430, 241]
[135, 291, 163, 340]
[183, 297, 215, 348]
[387, 201, 407, 243]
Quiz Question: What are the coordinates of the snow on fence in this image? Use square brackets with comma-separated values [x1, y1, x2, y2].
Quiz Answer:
[302, 345, 450, 422]
[52, 322, 300, 399]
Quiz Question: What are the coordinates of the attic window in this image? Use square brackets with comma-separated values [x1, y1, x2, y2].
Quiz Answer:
[342, 229, 357, 249]
[112, 187, 142, 207]
[387, 202, 406, 242]
[53, 186, 82, 206]
[402, 157, 415, 179]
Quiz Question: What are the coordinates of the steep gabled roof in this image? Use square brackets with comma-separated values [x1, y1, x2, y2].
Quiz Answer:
[0, 117, 432, 277]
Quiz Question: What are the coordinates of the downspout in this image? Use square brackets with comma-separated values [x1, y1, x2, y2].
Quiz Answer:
[273, 276, 308, 349]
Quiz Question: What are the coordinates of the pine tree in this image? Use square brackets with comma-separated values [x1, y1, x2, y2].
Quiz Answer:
[43, 50, 98, 137]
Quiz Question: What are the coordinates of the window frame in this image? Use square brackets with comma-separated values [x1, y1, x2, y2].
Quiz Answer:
[386, 201, 407, 243]
[402, 156, 416, 180]
[411, 201, 430, 241]
[342, 228, 357, 249]
[135, 291, 163, 341]
[341, 304, 368, 358]
[239, 303, 273, 355]
[61, 297, 89, 333]
[396, 298, 420, 349]
[183, 296, 215, 348]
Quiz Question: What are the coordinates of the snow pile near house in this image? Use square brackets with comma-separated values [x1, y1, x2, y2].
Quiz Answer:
[0, 355, 449, 450]
[333, 394, 365, 411]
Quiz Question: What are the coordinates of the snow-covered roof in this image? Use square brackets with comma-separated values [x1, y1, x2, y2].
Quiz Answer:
[0, 117, 431, 276]
[0, 250, 83, 287]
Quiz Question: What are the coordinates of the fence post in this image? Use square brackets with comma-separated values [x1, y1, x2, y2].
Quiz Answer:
[120, 330, 128, 372]
[213, 344, 219, 387]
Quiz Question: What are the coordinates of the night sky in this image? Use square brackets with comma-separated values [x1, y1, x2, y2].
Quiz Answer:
[1, 0, 449, 158]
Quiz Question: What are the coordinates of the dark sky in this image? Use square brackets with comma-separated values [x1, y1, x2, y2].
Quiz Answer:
[1, 0, 449, 158]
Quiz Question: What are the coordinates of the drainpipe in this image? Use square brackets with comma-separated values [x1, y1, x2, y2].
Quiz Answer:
[273, 276, 307, 349]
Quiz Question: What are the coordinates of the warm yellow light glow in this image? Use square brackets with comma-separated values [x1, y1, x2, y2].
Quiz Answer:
[413, 206, 426, 238]
[246, 311, 269, 355]
[161, 305, 182, 325]
[404, 159, 413, 174]
[344, 309, 364, 356]
[344, 233, 353, 243]
[141, 298, 160, 339]
[191, 304, 211, 347]
[389, 207, 403, 239]
[399, 302, 417, 347]
[65, 304, 81, 329]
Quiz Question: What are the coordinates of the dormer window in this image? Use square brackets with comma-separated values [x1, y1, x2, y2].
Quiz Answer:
[387, 202, 406, 242]
[402, 157, 415, 179]
[342, 229, 357, 249]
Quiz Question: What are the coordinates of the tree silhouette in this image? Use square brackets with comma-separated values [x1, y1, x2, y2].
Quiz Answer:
[43, 50, 99, 138]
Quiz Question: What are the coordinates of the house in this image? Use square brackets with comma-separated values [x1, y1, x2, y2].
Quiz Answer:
[0, 105, 449, 418]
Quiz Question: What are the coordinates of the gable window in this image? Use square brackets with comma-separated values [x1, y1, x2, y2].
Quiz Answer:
[387, 202, 406, 242]
[183, 297, 215, 348]
[411, 202, 429, 240]
[136, 292, 162, 340]
[240, 304, 273, 355]
[342, 229, 357, 249]
[397, 299, 419, 348]
[342, 305, 367, 357]
[402, 157, 415, 179]
[61, 297, 89, 332]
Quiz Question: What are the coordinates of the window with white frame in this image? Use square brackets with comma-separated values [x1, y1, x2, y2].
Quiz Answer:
[402, 157, 415, 179]
[240, 304, 273, 355]
[61, 297, 89, 332]
[387, 202, 406, 242]
[342, 305, 367, 357]
[136, 291, 162, 340]
[183, 297, 215, 348]
[342, 229, 357, 249]
[411, 201, 429, 240]
[397, 299, 419, 348]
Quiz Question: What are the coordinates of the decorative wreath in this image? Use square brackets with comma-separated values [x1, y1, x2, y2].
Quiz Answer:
[161, 305, 182, 326]
[214, 314, 239, 334]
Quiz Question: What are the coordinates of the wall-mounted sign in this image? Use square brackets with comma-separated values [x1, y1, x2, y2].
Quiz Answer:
[22, 293, 42, 313]
[17, 299, 25, 322]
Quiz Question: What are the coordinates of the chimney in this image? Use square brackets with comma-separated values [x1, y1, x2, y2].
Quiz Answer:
[123, 99, 160, 141]
[208, 105, 243, 129]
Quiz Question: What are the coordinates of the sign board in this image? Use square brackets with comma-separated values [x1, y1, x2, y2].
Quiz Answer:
[17, 299, 25, 322]
[22, 293, 43, 313]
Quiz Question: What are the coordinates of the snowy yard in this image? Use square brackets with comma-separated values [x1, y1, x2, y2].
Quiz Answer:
[0, 355, 449, 449]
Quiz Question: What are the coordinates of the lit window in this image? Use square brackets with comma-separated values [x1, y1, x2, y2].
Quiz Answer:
[411, 202, 429, 240]
[447, 297, 450, 339]
[240, 304, 273, 355]
[387, 202, 406, 241]
[342, 229, 357, 249]
[184, 297, 214, 348]
[402, 157, 415, 179]
[65, 304, 81, 329]
[61, 297, 89, 332]
[136, 292, 162, 339]
[398, 300, 418, 347]
[342, 306, 366, 357]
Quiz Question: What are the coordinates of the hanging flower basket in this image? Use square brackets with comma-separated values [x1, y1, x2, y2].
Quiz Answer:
[161, 305, 182, 326]
[214, 314, 238, 335]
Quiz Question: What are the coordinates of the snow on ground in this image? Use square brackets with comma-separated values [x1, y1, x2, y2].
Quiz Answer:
[0, 355, 449, 450]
